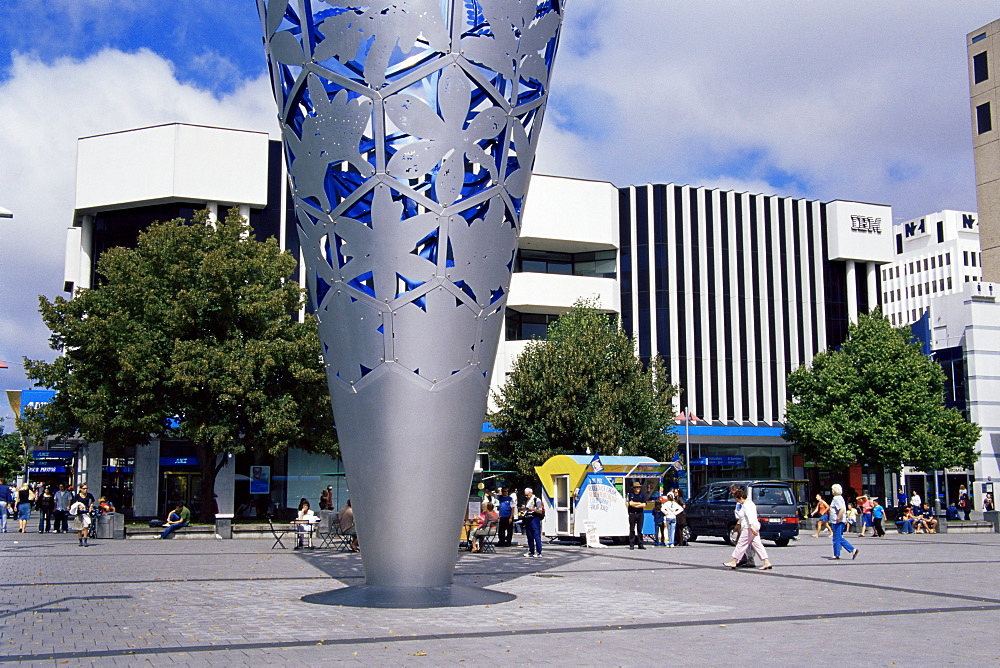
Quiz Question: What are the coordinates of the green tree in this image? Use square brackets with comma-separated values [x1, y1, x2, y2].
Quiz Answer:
[783, 310, 979, 473]
[21, 209, 338, 521]
[488, 299, 678, 481]
[0, 419, 26, 481]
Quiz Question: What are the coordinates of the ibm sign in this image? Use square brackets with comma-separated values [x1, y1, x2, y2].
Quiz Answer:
[851, 215, 882, 234]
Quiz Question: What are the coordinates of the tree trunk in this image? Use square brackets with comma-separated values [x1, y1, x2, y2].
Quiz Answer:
[196, 442, 219, 524]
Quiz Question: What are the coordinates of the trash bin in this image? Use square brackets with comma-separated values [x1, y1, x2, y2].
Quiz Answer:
[215, 513, 234, 539]
[96, 513, 115, 539]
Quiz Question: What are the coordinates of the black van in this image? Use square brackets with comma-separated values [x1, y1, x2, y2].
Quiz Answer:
[684, 480, 799, 547]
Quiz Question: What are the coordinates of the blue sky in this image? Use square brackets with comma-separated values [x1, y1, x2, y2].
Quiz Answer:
[0, 1, 267, 94]
[2, 0, 1000, 424]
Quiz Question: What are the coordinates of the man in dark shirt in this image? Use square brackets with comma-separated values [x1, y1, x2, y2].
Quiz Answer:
[627, 482, 646, 550]
[496, 487, 514, 547]
[917, 503, 938, 533]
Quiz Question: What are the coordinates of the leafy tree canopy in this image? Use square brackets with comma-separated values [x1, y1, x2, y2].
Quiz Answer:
[488, 299, 678, 481]
[21, 209, 337, 519]
[0, 419, 25, 481]
[783, 310, 979, 472]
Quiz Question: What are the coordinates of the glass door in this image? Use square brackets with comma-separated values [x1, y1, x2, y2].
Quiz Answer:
[554, 474, 571, 534]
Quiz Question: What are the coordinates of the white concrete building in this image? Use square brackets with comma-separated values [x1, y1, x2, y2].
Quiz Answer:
[880, 210, 983, 327]
[926, 282, 1000, 505]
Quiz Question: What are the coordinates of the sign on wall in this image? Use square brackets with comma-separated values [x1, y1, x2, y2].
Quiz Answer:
[250, 466, 271, 495]
[826, 200, 894, 263]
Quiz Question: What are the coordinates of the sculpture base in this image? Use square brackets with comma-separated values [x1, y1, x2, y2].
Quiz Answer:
[301, 584, 516, 609]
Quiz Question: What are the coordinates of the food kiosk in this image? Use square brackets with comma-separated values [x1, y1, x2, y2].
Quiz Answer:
[534, 455, 672, 543]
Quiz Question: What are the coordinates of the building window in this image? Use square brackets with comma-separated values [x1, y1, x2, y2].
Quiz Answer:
[937, 221, 945, 244]
[972, 252, 977, 267]
[948, 276, 953, 289]
[505, 309, 560, 340]
[977, 102, 992, 134]
[895, 233, 903, 255]
[974, 51, 989, 84]
[939, 278, 944, 291]
[946, 252, 951, 265]
[964, 250, 969, 266]
[515, 249, 617, 279]
[896, 288, 900, 301]
[923, 258, 929, 271]
[973, 32, 987, 44]
[931, 256, 936, 269]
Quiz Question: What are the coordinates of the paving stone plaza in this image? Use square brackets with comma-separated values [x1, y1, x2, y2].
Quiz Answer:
[1, 529, 998, 666]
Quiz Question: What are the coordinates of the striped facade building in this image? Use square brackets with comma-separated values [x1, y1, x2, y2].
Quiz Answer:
[616, 183, 893, 485]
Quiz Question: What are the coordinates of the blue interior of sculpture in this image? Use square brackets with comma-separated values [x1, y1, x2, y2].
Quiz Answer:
[260, 0, 563, 386]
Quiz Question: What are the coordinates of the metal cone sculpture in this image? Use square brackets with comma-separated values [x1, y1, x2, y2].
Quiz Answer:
[258, 0, 565, 599]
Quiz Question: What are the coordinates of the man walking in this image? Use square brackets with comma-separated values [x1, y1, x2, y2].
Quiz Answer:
[0, 479, 10, 533]
[53, 483, 73, 533]
[627, 481, 646, 550]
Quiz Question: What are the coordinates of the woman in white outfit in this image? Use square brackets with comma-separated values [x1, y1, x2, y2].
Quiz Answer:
[723, 486, 772, 571]
[662, 493, 683, 547]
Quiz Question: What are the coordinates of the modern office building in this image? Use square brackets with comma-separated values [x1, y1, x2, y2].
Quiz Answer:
[617, 184, 893, 491]
[880, 210, 982, 327]
[969, 19, 1000, 282]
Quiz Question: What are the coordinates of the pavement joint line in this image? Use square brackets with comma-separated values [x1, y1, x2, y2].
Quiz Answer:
[590, 552, 1000, 605]
[0, 595, 132, 620]
[1, 602, 996, 663]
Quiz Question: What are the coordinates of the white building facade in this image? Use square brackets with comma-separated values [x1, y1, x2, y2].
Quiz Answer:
[880, 210, 983, 327]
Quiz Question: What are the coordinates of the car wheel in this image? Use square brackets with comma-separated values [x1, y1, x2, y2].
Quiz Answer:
[774, 538, 790, 547]
[681, 525, 692, 544]
[725, 524, 739, 546]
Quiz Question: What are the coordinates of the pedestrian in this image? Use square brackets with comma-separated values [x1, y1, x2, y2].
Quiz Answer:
[69, 483, 95, 546]
[871, 498, 886, 537]
[36, 486, 55, 533]
[857, 494, 874, 538]
[519, 487, 544, 558]
[0, 478, 11, 533]
[663, 491, 682, 547]
[159, 501, 190, 539]
[723, 486, 772, 571]
[496, 486, 514, 547]
[319, 486, 332, 511]
[958, 486, 972, 521]
[16, 483, 34, 533]
[626, 481, 646, 550]
[896, 487, 907, 508]
[674, 489, 689, 546]
[909, 490, 922, 509]
[811, 493, 831, 537]
[652, 492, 665, 546]
[53, 483, 72, 533]
[984, 493, 995, 512]
[829, 484, 860, 560]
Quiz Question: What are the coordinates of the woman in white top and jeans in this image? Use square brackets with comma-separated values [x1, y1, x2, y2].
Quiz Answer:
[723, 486, 772, 570]
[662, 493, 683, 547]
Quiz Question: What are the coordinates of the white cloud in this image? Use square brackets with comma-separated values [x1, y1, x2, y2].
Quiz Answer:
[536, 0, 997, 214]
[0, 48, 278, 422]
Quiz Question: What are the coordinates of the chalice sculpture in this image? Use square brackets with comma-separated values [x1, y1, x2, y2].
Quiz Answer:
[258, 0, 566, 606]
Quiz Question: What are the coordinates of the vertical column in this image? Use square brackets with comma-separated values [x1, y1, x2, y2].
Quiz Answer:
[206, 202, 218, 223]
[846, 260, 858, 323]
[81, 441, 103, 499]
[79, 215, 94, 290]
[866, 261, 878, 313]
[215, 454, 235, 515]
[133, 439, 161, 517]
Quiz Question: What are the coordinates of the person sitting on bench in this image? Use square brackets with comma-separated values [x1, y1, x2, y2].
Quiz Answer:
[915, 503, 938, 533]
[895, 505, 916, 534]
[159, 501, 190, 539]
